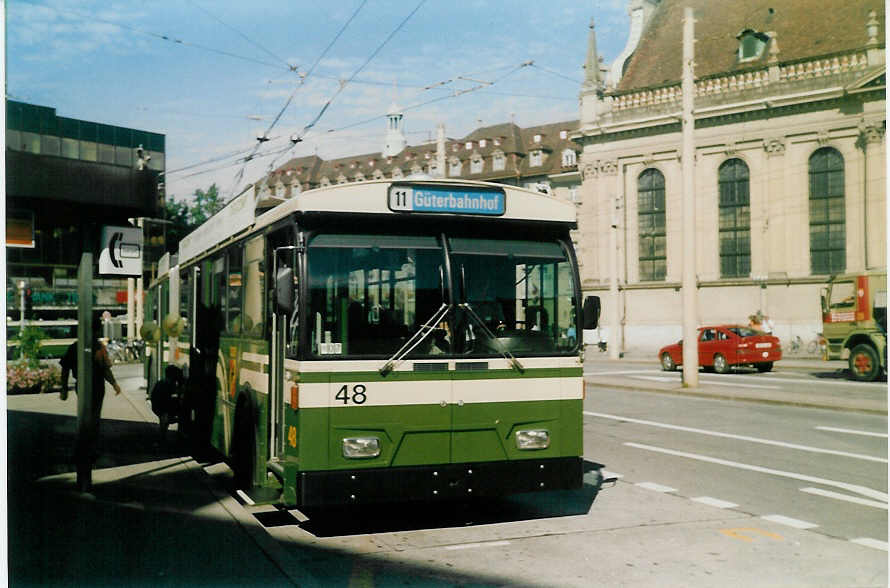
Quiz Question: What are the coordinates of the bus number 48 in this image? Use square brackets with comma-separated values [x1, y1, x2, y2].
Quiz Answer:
[336, 384, 367, 405]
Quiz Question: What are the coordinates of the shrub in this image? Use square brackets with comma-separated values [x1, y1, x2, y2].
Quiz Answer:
[16, 326, 47, 368]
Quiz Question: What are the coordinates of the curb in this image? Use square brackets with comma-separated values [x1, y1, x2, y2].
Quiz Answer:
[583, 377, 887, 415]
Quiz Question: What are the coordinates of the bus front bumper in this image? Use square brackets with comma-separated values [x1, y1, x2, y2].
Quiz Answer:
[296, 456, 583, 507]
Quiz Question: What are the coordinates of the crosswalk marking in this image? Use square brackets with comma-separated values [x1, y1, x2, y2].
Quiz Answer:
[691, 496, 738, 509]
[636, 482, 677, 493]
[761, 514, 818, 529]
[850, 538, 889, 551]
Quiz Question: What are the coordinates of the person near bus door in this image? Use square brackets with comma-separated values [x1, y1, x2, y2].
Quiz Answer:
[59, 323, 121, 479]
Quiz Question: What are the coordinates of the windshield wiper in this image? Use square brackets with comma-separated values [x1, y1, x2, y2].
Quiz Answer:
[459, 302, 525, 373]
[379, 303, 452, 376]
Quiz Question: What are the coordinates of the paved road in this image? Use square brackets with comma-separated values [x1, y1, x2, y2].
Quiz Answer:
[583, 356, 887, 413]
[7, 361, 888, 586]
[583, 384, 888, 546]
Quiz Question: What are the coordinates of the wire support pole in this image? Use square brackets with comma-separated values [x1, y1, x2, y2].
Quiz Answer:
[681, 6, 699, 387]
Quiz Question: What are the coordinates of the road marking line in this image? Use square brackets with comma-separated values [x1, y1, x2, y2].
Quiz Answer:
[585, 366, 887, 388]
[634, 375, 678, 383]
[799, 487, 889, 509]
[585, 411, 887, 464]
[761, 515, 818, 529]
[444, 540, 511, 551]
[583, 370, 653, 376]
[705, 372, 888, 388]
[602, 470, 623, 479]
[236, 490, 255, 506]
[691, 496, 738, 509]
[850, 538, 889, 551]
[624, 442, 889, 502]
[700, 380, 781, 390]
[815, 426, 888, 438]
[636, 482, 677, 493]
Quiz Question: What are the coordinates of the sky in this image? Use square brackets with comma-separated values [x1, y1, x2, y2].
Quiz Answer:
[8, 0, 631, 204]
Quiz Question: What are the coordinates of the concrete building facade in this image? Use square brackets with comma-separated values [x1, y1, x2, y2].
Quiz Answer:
[6, 100, 164, 352]
[574, 0, 886, 354]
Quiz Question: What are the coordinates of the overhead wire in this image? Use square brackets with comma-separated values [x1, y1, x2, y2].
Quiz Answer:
[16, 0, 289, 71]
[529, 63, 582, 85]
[164, 57, 570, 186]
[179, 58, 532, 182]
[186, 0, 296, 70]
[260, 0, 429, 178]
[231, 0, 371, 191]
[323, 60, 533, 134]
[164, 146, 260, 176]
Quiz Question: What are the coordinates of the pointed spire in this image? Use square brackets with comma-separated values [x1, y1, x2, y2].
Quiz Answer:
[583, 17, 603, 91]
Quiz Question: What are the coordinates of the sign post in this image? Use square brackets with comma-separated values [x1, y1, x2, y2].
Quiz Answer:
[76, 253, 95, 492]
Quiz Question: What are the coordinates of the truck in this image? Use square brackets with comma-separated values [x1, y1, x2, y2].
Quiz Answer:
[821, 270, 887, 381]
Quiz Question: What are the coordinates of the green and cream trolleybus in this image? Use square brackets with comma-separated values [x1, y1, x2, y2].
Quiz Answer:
[143, 179, 599, 507]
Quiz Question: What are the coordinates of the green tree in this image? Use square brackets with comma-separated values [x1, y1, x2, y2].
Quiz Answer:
[162, 195, 191, 254]
[190, 184, 226, 226]
[162, 183, 227, 253]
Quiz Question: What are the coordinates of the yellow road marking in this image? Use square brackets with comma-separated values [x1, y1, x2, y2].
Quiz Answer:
[720, 527, 784, 543]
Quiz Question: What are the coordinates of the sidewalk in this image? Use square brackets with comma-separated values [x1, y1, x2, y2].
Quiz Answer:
[583, 348, 887, 414]
[6, 364, 306, 587]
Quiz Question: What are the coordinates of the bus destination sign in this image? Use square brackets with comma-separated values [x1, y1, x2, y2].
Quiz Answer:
[388, 185, 505, 216]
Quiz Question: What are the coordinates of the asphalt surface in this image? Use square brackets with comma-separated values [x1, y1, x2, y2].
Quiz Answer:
[584, 352, 887, 414]
[6, 353, 887, 586]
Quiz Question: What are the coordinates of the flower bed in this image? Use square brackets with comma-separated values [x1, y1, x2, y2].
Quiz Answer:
[7, 363, 61, 395]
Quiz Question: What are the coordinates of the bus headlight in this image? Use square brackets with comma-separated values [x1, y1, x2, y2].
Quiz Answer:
[342, 437, 381, 459]
[515, 429, 550, 450]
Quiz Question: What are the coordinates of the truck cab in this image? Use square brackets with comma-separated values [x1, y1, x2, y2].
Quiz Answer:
[821, 271, 887, 381]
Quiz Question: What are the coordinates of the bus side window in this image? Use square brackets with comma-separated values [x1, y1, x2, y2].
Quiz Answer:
[212, 255, 227, 331]
[179, 269, 191, 339]
[243, 236, 265, 338]
[227, 246, 243, 334]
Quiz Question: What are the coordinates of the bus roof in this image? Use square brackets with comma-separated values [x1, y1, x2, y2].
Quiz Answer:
[179, 179, 577, 266]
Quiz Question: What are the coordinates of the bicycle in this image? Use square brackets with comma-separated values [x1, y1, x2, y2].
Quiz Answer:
[786, 334, 826, 357]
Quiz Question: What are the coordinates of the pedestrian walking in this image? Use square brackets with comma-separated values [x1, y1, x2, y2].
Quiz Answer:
[59, 323, 121, 490]
[748, 314, 762, 330]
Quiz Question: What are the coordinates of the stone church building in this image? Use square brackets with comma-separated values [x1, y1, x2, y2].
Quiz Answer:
[575, 0, 885, 353]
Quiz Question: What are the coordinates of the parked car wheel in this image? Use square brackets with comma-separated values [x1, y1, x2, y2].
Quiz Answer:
[756, 362, 773, 373]
[849, 344, 880, 382]
[660, 352, 677, 371]
[713, 353, 730, 374]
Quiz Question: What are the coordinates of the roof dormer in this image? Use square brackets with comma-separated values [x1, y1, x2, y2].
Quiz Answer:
[737, 29, 770, 62]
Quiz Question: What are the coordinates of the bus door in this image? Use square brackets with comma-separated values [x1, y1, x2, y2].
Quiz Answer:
[188, 258, 222, 452]
[270, 229, 299, 462]
[154, 278, 169, 387]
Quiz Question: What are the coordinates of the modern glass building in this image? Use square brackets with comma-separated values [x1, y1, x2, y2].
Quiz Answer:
[6, 100, 164, 354]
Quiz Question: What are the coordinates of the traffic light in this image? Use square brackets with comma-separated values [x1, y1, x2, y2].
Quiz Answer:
[24, 288, 33, 319]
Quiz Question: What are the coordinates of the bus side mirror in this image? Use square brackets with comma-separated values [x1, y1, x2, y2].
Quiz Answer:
[820, 287, 829, 314]
[275, 267, 294, 315]
[582, 296, 601, 330]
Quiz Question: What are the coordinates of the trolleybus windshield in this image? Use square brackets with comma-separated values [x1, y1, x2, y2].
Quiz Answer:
[306, 233, 578, 359]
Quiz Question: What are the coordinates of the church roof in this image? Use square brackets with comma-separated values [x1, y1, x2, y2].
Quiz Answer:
[617, 0, 884, 92]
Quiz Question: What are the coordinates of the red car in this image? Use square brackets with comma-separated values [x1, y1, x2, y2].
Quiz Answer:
[658, 325, 782, 373]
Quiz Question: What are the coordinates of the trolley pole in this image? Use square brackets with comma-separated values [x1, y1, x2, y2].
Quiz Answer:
[681, 6, 700, 387]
